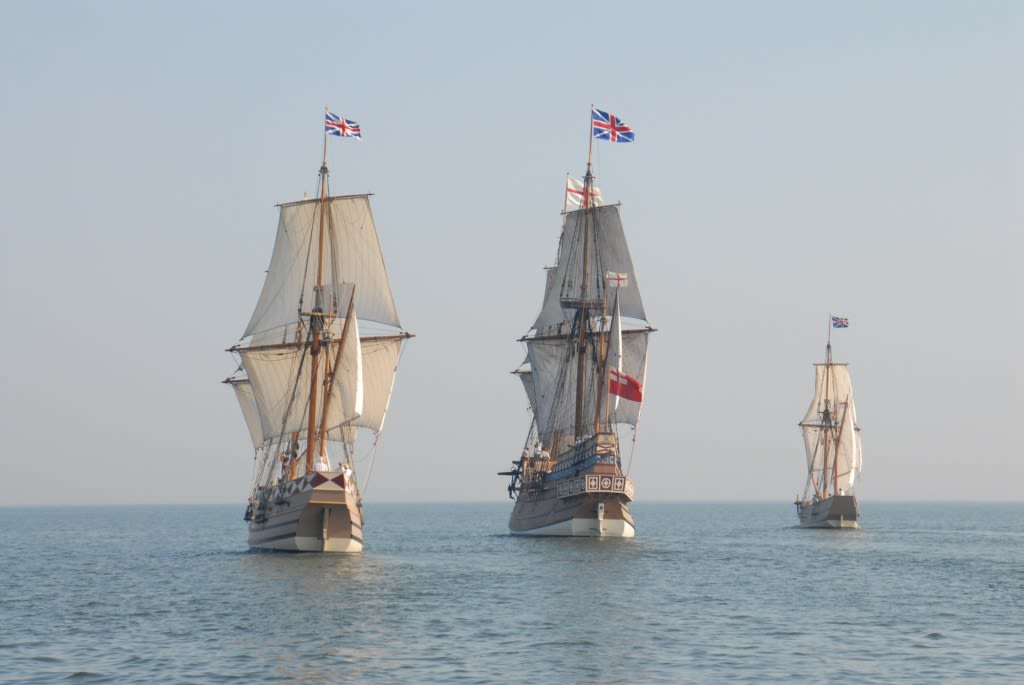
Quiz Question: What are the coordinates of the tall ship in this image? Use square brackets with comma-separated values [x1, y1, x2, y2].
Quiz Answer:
[500, 107, 653, 537]
[795, 316, 862, 528]
[225, 111, 412, 551]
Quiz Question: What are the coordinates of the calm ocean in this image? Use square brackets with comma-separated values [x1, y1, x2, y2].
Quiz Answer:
[0, 502, 1020, 684]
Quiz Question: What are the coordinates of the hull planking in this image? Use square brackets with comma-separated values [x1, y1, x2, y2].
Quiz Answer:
[795, 494, 859, 529]
[247, 471, 363, 552]
[508, 438, 635, 538]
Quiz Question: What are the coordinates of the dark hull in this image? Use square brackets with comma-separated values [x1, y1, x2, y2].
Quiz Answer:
[795, 494, 859, 529]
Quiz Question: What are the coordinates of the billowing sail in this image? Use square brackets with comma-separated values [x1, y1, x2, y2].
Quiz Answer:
[607, 293, 647, 427]
[227, 143, 414, 551]
[520, 195, 650, 453]
[513, 361, 538, 417]
[532, 205, 646, 330]
[238, 315, 362, 442]
[526, 329, 648, 449]
[235, 194, 409, 445]
[800, 362, 862, 493]
[227, 377, 265, 448]
[245, 195, 402, 338]
[354, 335, 405, 433]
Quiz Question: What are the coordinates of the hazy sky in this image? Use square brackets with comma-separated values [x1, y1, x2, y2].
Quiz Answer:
[1, 1, 1019, 506]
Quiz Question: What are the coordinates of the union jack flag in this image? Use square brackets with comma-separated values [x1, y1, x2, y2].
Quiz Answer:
[325, 111, 361, 138]
[831, 316, 849, 328]
[592, 107, 635, 143]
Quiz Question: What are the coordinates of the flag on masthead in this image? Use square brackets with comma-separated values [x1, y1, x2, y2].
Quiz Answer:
[592, 107, 635, 143]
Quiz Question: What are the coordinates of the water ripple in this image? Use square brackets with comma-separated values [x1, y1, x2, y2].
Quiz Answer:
[0, 502, 1020, 683]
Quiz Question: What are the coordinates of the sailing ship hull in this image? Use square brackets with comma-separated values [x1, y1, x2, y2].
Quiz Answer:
[247, 471, 363, 552]
[509, 463, 635, 538]
[795, 494, 859, 529]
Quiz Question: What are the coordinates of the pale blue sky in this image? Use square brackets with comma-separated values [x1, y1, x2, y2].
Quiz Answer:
[0, 1, 1020, 506]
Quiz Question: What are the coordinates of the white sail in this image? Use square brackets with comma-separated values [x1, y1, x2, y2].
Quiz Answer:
[607, 295, 648, 427]
[608, 291, 623, 414]
[353, 335, 405, 433]
[800, 362, 862, 493]
[525, 335, 593, 452]
[513, 361, 538, 417]
[526, 328, 648, 448]
[838, 401, 862, 490]
[532, 205, 647, 331]
[227, 377, 266, 448]
[238, 316, 362, 442]
[245, 195, 402, 338]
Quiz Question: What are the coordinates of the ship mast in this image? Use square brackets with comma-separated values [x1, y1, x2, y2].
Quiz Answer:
[821, 339, 833, 496]
[597, 296, 610, 435]
[822, 315, 836, 497]
[573, 162, 595, 441]
[317, 286, 356, 455]
[572, 109, 605, 442]
[305, 133, 332, 473]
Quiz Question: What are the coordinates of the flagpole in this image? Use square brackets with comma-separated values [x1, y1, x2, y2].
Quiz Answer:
[322, 106, 330, 170]
[584, 105, 596, 206]
[587, 103, 595, 169]
[563, 172, 570, 214]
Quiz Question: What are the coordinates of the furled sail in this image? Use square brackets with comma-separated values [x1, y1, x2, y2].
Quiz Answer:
[800, 362, 862, 493]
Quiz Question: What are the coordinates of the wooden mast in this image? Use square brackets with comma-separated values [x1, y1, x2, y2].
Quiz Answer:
[574, 107, 599, 441]
[596, 285, 617, 434]
[597, 296, 609, 435]
[317, 287, 357, 454]
[573, 164, 592, 441]
[822, 322, 834, 497]
[305, 126, 331, 474]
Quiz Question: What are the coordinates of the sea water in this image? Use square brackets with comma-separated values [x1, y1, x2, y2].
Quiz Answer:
[0, 502, 1020, 683]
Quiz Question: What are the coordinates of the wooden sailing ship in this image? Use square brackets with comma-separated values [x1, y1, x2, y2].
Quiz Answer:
[795, 316, 862, 528]
[500, 108, 653, 537]
[225, 112, 411, 551]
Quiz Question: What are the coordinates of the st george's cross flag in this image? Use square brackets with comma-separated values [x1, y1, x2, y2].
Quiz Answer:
[566, 176, 603, 208]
